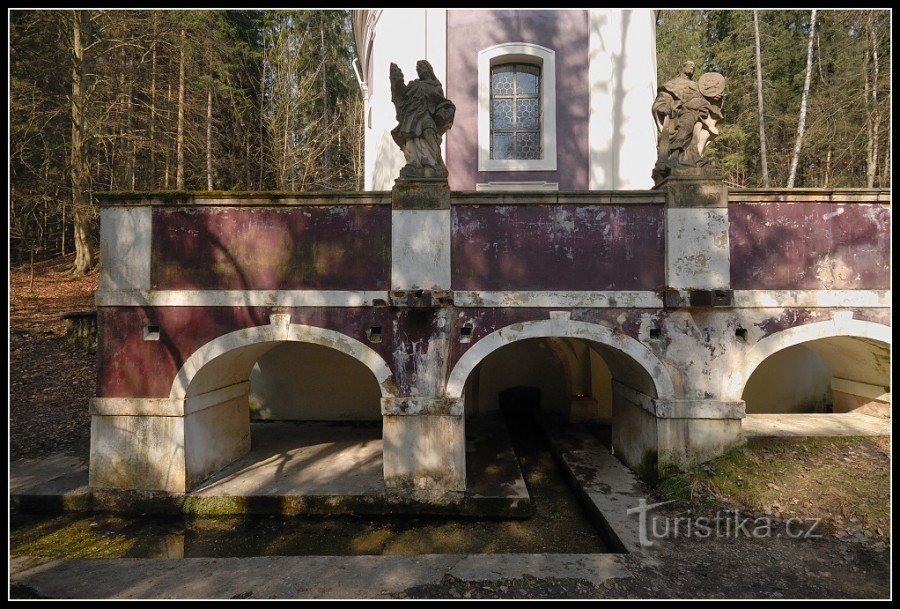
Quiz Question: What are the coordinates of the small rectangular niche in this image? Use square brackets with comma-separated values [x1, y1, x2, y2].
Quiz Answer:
[735, 328, 748, 342]
[142, 325, 161, 341]
[366, 326, 382, 344]
[460, 323, 474, 343]
[649, 328, 661, 339]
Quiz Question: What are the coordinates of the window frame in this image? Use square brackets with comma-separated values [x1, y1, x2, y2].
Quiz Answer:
[477, 42, 557, 172]
[489, 63, 542, 161]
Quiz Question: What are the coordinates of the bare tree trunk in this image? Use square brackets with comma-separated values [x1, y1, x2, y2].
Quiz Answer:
[206, 85, 214, 190]
[61, 198, 66, 256]
[176, 28, 185, 190]
[753, 11, 770, 188]
[259, 26, 266, 189]
[245, 136, 252, 189]
[127, 78, 135, 190]
[29, 248, 35, 293]
[149, 22, 157, 189]
[786, 9, 817, 188]
[823, 148, 832, 188]
[884, 145, 890, 188]
[70, 10, 93, 276]
[865, 13, 880, 188]
[320, 14, 330, 186]
[282, 108, 289, 190]
[164, 77, 171, 188]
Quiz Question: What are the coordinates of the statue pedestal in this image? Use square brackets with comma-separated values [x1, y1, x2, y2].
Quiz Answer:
[655, 172, 727, 208]
[656, 174, 731, 293]
[392, 178, 450, 210]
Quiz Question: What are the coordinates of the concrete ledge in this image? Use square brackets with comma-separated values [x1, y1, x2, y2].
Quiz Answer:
[184, 382, 251, 415]
[453, 291, 662, 308]
[655, 399, 746, 420]
[742, 413, 891, 438]
[733, 290, 891, 308]
[392, 179, 450, 210]
[12, 488, 530, 519]
[611, 381, 656, 417]
[90, 383, 251, 417]
[10, 553, 628, 599]
[381, 397, 464, 416]
[830, 377, 890, 418]
[658, 177, 728, 208]
[451, 190, 666, 206]
[728, 188, 890, 203]
[830, 377, 890, 402]
[611, 382, 745, 420]
[540, 418, 647, 554]
[96, 290, 391, 308]
[97, 191, 393, 207]
[90, 397, 185, 417]
[94, 289, 890, 309]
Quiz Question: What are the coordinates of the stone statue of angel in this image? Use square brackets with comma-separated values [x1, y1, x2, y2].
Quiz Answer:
[390, 60, 456, 179]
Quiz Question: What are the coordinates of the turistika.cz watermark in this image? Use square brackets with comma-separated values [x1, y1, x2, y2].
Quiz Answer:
[627, 499, 824, 548]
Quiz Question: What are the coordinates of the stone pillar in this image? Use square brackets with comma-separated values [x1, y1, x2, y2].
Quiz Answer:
[654, 399, 745, 473]
[660, 177, 730, 292]
[384, 180, 464, 500]
[89, 408, 187, 492]
[183, 385, 252, 490]
[632, 176, 747, 477]
[88, 385, 253, 493]
[611, 382, 659, 480]
[610, 382, 745, 482]
[381, 397, 466, 498]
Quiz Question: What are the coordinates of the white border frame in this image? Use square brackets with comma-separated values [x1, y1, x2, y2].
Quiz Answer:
[478, 42, 557, 172]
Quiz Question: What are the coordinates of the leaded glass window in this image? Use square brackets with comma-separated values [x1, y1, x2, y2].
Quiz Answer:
[489, 63, 541, 160]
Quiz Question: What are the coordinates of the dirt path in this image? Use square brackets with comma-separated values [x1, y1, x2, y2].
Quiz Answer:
[10, 254, 97, 461]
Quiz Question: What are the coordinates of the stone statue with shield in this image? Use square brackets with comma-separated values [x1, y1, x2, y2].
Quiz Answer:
[652, 61, 726, 185]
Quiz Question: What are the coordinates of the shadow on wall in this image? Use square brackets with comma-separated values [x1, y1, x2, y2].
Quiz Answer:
[373, 129, 405, 190]
[742, 344, 831, 414]
[249, 342, 382, 421]
[153, 205, 390, 292]
[741, 335, 890, 415]
[104, 203, 393, 398]
[729, 203, 891, 290]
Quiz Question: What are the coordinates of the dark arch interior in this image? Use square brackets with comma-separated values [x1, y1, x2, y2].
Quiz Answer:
[462, 337, 659, 422]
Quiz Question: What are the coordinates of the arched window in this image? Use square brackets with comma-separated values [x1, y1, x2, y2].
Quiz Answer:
[477, 42, 557, 175]
[489, 63, 541, 160]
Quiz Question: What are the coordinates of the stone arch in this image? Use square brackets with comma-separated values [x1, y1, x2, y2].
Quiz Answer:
[722, 317, 891, 402]
[446, 316, 674, 399]
[170, 316, 396, 400]
[169, 316, 396, 490]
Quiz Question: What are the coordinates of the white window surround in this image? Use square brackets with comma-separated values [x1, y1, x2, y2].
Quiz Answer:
[475, 181, 559, 192]
[478, 42, 557, 172]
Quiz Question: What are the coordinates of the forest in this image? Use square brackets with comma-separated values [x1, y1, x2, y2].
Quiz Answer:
[9, 9, 891, 274]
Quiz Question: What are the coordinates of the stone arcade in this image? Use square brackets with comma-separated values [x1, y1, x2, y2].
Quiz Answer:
[89, 10, 890, 507]
[91, 186, 890, 499]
